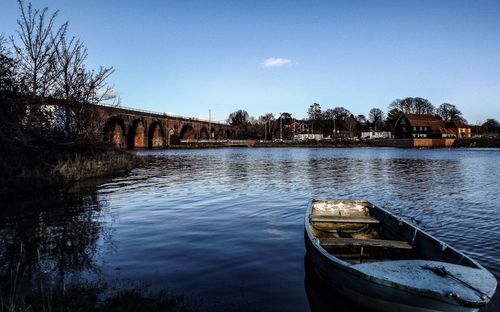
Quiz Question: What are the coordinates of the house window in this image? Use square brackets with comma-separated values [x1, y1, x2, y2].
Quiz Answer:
[413, 127, 416, 131]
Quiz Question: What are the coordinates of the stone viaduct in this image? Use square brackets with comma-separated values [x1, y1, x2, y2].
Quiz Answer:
[95, 104, 237, 149]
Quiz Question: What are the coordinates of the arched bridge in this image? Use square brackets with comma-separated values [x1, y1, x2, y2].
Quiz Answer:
[96, 105, 237, 149]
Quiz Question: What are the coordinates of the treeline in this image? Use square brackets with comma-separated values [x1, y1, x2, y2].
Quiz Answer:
[227, 97, 499, 139]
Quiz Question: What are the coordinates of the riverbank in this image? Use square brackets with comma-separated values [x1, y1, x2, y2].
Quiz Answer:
[454, 137, 500, 148]
[0, 92, 145, 196]
[170, 138, 500, 149]
[0, 143, 143, 196]
[255, 139, 369, 148]
[172, 139, 369, 149]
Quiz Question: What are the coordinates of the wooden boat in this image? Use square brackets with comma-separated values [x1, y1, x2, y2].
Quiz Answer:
[304, 199, 497, 312]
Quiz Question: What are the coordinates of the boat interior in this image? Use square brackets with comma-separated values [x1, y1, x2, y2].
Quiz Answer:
[308, 199, 475, 267]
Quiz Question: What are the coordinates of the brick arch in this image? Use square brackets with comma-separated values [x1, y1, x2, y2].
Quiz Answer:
[167, 128, 176, 145]
[128, 119, 147, 149]
[148, 121, 164, 149]
[103, 117, 127, 149]
[199, 127, 209, 140]
[180, 124, 195, 140]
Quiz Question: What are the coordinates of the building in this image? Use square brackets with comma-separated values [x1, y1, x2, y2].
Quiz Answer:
[445, 120, 471, 138]
[361, 131, 393, 139]
[294, 133, 323, 141]
[287, 121, 302, 133]
[394, 113, 470, 139]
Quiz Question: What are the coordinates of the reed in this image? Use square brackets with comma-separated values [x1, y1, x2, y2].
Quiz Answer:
[53, 151, 143, 182]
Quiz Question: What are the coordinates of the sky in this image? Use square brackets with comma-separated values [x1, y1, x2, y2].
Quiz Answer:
[1, 0, 499, 123]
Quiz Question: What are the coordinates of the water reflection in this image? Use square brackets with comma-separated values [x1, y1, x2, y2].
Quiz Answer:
[0, 185, 109, 294]
[0, 148, 498, 311]
[304, 255, 367, 312]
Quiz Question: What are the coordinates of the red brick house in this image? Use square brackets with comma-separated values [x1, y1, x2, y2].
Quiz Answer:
[394, 113, 470, 139]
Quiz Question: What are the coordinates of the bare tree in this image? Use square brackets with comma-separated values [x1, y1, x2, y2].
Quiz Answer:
[331, 107, 351, 121]
[345, 115, 357, 138]
[9, 0, 115, 139]
[12, 0, 67, 96]
[482, 119, 499, 134]
[308, 103, 322, 133]
[369, 108, 385, 130]
[389, 97, 434, 115]
[70, 66, 115, 138]
[437, 103, 465, 122]
[10, 0, 68, 133]
[333, 107, 351, 133]
[54, 34, 86, 101]
[308, 103, 322, 120]
[0, 34, 19, 92]
[227, 109, 249, 126]
[389, 98, 409, 113]
[259, 113, 274, 123]
[52, 33, 86, 133]
[413, 97, 434, 114]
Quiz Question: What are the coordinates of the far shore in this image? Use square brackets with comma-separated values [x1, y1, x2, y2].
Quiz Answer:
[164, 137, 500, 149]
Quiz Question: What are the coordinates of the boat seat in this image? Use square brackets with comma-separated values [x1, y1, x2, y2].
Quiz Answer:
[319, 237, 413, 250]
[310, 215, 380, 224]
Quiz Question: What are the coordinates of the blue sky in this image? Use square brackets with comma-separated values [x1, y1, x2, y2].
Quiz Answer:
[1, 0, 499, 123]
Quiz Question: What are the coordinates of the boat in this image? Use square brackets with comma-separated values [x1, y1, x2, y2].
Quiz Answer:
[304, 199, 498, 312]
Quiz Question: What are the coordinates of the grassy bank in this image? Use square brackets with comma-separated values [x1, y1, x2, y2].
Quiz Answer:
[53, 150, 142, 182]
[0, 92, 145, 195]
[0, 143, 143, 196]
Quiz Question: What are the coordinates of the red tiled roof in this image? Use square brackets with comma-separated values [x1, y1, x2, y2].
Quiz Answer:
[445, 121, 469, 128]
[403, 113, 443, 129]
[437, 127, 456, 135]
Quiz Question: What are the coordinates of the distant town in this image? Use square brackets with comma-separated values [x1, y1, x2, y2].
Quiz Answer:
[224, 100, 499, 142]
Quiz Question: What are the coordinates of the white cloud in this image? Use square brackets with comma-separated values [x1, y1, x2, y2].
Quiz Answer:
[262, 57, 292, 68]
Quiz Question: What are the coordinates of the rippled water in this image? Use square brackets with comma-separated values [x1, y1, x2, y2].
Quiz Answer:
[1, 147, 499, 311]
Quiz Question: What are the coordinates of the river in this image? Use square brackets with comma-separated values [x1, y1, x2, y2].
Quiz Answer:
[1, 147, 499, 311]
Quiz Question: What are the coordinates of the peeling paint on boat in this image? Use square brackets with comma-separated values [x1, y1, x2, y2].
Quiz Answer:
[312, 199, 368, 215]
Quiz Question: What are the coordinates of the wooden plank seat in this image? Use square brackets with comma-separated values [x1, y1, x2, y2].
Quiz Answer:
[319, 237, 413, 250]
[310, 215, 380, 224]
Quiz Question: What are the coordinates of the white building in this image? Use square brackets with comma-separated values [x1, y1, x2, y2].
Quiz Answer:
[360, 131, 392, 139]
[294, 133, 323, 141]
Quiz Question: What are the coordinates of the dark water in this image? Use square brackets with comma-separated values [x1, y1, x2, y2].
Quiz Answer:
[1, 147, 499, 311]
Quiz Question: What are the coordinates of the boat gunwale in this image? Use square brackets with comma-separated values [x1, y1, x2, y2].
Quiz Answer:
[304, 198, 494, 308]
